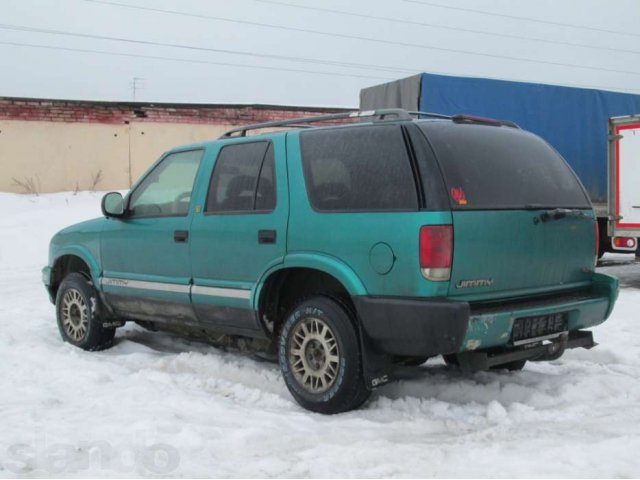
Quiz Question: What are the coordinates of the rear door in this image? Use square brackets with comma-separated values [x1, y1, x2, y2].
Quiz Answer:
[418, 121, 596, 300]
[188, 135, 288, 334]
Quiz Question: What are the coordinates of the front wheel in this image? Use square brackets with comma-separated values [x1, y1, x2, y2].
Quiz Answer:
[278, 296, 370, 414]
[56, 273, 115, 351]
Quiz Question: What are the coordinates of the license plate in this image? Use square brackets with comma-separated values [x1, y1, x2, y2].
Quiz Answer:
[511, 312, 568, 345]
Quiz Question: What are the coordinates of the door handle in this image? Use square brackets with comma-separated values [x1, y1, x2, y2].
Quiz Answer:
[258, 229, 276, 244]
[174, 230, 189, 243]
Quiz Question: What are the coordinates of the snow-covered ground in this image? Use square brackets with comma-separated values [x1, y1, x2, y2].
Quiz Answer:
[1, 192, 640, 477]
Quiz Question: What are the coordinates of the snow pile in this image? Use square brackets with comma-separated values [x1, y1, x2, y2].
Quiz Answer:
[1, 192, 640, 477]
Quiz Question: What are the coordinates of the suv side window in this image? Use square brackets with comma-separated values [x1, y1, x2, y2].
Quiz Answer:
[128, 149, 203, 217]
[300, 125, 418, 212]
[206, 141, 276, 213]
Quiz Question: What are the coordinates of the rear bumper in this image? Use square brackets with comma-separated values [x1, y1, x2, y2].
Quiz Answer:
[353, 296, 469, 357]
[353, 273, 618, 357]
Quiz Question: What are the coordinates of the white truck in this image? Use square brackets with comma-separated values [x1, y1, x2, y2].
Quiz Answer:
[609, 115, 640, 255]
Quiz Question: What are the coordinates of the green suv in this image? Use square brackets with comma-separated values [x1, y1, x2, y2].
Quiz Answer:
[43, 109, 618, 414]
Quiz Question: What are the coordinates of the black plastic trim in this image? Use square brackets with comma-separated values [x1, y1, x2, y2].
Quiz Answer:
[352, 296, 469, 357]
[401, 125, 426, 210]
[405, 123, 450, 211]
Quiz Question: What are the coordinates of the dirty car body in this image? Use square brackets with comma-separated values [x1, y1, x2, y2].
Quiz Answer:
[43, 109, 618, 413]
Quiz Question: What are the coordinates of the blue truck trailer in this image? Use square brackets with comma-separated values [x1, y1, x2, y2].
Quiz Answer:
[360, 73, 640, 255]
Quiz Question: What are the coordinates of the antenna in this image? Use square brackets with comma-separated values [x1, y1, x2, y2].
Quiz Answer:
[130, 77, 145, 101]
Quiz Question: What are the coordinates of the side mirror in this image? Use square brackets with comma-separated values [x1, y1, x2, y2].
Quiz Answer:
[101, 192, 125, 218]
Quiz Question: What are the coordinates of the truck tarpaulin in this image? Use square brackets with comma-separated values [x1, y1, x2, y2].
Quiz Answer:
[360, 73, 640, 205]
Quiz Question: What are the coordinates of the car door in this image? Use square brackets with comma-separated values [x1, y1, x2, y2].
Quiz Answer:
[189, 135, 288, 335]
[100, 148, 205, 323]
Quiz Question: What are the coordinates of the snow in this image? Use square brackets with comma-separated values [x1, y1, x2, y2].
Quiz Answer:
[1, 192, 640, 477]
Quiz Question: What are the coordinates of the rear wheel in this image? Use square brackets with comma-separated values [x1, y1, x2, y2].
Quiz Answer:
[56, 273, 115, 351]
[278, 296, 370, 414]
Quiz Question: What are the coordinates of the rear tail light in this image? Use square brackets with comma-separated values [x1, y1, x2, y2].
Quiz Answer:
[420, 225, 453, 281]
[612, 236, 638, 251]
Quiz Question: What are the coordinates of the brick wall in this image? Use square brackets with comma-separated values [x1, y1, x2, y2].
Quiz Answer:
[0, 97, 349, 126]
[0, 97, 352, 193]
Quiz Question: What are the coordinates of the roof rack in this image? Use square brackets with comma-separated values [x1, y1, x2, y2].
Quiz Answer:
[219, 108, 450, 138]
[218, 108, 518, 138]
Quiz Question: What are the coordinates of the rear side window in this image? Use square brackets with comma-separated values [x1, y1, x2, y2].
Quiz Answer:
[206, 141, 276, 213]
[300, 125, 418, 212]
[418, 122, 591, 210]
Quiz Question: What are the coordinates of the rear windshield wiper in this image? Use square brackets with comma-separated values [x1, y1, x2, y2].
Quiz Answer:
[535, 208, 591, 224]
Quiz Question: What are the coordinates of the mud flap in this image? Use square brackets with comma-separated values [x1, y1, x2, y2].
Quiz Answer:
[356, 325, 395, 389]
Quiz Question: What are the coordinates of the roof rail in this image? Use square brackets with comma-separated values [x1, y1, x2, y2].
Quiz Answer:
[407, 111, 452, 120]
[451, 114, 520, 129]
[409, 111, 519, 127]
[220, 108, 425, 138]
[218, 108, 516, 138]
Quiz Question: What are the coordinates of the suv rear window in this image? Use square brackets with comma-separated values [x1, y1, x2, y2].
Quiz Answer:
[300, 125, 418, 212]
[418, 122, 591, 210]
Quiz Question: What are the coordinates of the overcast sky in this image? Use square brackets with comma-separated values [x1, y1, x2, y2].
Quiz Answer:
[1, 0, 639, 107]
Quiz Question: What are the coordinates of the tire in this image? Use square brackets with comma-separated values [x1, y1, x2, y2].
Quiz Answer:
[55, 272, 115, 351]
[278, 296, 370, 414]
